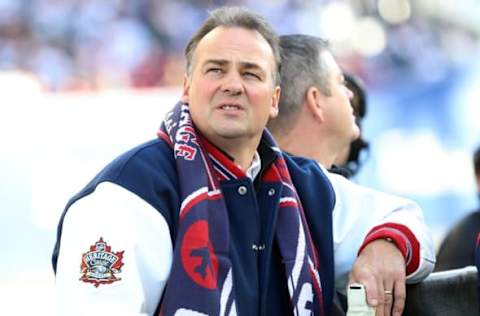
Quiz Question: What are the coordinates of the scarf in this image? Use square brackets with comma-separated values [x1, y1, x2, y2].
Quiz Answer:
[157, 102, 324, 316]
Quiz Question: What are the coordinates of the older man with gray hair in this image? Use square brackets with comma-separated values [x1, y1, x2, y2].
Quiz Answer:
[268, 34, 435, 316]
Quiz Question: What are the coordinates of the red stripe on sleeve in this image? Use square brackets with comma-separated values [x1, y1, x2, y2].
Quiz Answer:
[357, 223, 420, 276]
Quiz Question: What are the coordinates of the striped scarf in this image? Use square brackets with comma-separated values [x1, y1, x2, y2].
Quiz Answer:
[157, 102, 324, 316]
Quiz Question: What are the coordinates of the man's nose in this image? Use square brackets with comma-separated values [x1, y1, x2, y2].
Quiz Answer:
[221, 72, 243, 96]
[346, 87, 354, 100]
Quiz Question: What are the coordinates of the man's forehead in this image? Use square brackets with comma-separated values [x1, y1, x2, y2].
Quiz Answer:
[193, 26, 275, 68]
[200, 26, 270, 46]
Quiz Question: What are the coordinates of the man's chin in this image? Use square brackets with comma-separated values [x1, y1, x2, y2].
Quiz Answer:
[213, 128, 248, 140]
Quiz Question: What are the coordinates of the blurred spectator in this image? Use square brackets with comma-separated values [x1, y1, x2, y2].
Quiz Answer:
[331, 72, 369, 178]
[435, 146, 480, 271]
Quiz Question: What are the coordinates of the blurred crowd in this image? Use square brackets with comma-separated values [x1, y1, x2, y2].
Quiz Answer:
[0, 0, 479, 91]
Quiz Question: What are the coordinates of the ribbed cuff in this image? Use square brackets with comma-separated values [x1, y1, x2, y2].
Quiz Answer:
[357, 223, 420, 276]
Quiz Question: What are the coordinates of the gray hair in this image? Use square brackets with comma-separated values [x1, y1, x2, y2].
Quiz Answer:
[267, 34, 330, 134]
[184, 6, 281, 85]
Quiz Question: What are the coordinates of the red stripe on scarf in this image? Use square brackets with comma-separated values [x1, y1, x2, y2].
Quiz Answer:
[309, 267, 325, 316]
[157, 129, 173, 147]
[279, 199, 298, 208]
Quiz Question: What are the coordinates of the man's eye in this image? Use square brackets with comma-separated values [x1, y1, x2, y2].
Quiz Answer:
[243, 72, 261, 80]
[207, 68, 222, 74]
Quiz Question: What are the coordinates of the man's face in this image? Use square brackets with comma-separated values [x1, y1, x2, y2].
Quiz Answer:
[320, 51, 360, 144]
[182, 26, 280, 147]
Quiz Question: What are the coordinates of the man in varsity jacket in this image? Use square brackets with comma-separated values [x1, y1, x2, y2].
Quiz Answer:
[267, 34, 435, 316]
[52, 7, 434, 316]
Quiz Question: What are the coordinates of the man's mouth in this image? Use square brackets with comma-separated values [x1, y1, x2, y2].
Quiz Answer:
[219, 104, 242, 110]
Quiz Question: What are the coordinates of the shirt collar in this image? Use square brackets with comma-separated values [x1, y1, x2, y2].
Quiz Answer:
[245, 151, 261, 180]
[199, 133, 276, 182]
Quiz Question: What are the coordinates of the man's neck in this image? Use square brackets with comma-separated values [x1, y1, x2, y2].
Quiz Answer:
[209, 136, 261, 171]
[276, 125, 340, 168]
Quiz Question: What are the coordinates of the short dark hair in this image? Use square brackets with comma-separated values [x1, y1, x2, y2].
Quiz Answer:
[184, 7, 281, 85]
[267, 34, 330, 134]
[474, 146, 480, 176]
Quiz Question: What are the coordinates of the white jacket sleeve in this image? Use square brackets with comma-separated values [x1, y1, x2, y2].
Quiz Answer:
[327, 170, 435, 293]
[55, 182, 173, 316]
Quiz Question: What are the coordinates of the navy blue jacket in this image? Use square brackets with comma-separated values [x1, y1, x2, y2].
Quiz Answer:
[52, 138, 335, 315]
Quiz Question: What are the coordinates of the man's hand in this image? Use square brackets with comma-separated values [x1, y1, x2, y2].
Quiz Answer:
[348, 239, 406, 316]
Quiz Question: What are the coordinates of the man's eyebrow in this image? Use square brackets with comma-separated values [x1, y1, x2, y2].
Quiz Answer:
[203, 59, 263, 69]
[241, 61, 265, 72]
[201, 59, 267, 76]
[203, 59, 229, 66]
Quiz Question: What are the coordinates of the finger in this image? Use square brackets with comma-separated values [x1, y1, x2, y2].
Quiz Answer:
[383, 289, 393, 316]
[383, 280, 394, 316]
[392, 280, 406, 316]
[375, 281, 385, 316]
[359, 275, 380, 309]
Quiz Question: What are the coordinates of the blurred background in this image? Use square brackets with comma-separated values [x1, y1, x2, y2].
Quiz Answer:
[1, 0, 479, 314]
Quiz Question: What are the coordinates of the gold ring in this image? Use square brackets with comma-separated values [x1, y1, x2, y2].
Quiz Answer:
[384, 290, 393, 295]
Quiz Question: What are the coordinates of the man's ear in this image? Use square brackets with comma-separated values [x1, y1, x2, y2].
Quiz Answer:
[306, 86, 324, 122]
[181, 74, 190, 103]
[269, 86, 281, 119]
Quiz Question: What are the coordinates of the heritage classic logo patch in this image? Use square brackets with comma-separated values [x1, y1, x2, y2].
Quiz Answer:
[80, 237, 124, 287]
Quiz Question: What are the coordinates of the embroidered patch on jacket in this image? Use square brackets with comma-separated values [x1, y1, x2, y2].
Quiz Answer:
[79, 237, 124, 287]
